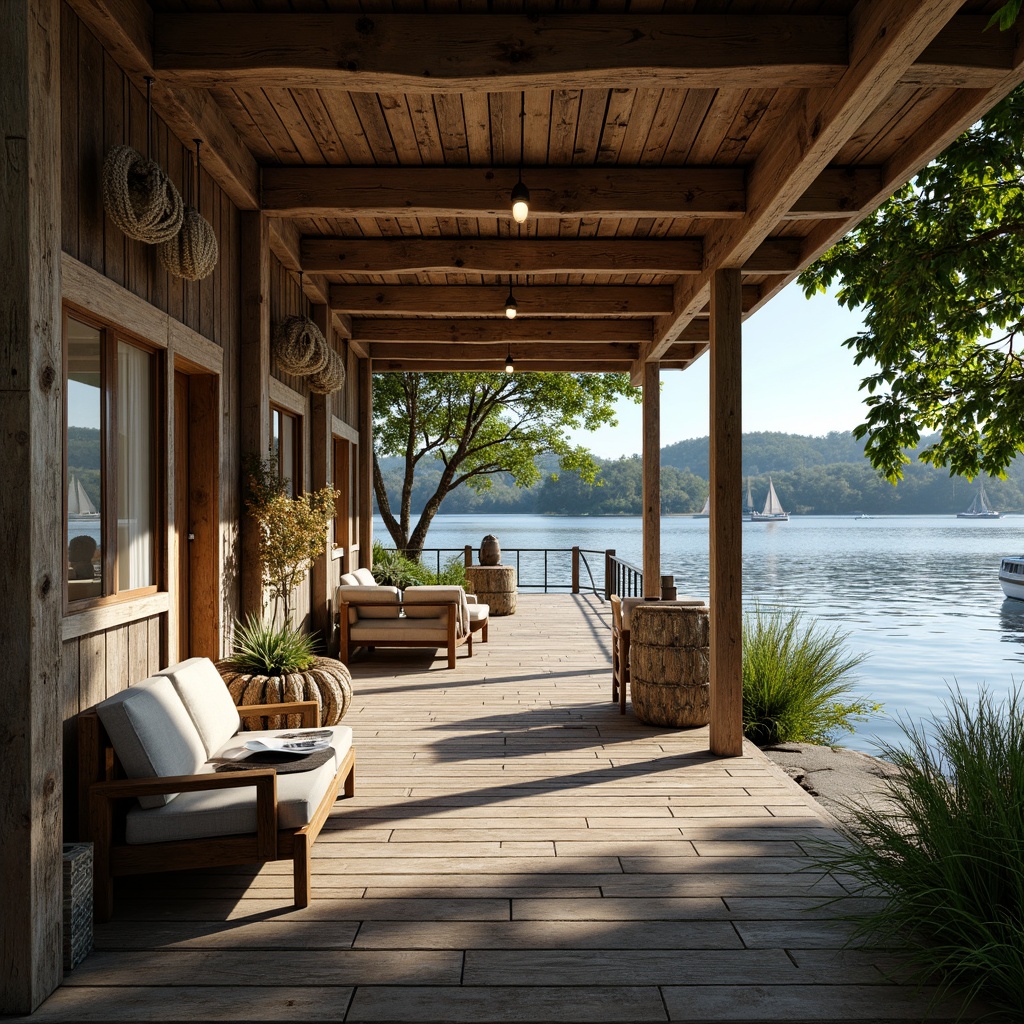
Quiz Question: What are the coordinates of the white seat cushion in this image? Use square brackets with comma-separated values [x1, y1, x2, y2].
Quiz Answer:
[95, 677, 207, 809]
[468, 604, 489, 628]
[155, 657, 241, 757]
[125, 725, 353, 845]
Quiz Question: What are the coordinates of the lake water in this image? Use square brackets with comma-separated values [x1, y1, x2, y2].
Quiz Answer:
[378, 513, 1024, 756]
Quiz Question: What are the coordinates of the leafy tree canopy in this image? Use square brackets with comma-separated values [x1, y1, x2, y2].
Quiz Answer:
[373, 371, 638, 554]
[800, 83, 1024, 482]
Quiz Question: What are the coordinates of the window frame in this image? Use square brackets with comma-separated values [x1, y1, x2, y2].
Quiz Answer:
[63, 303, 164, 613]
[271, 404, 303, 498]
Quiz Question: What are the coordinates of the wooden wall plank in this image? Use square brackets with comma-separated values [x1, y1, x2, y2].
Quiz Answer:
[60, 640, 82, 839]
[61, 8, 79, 257]
[77, 21, 105, 272]
[105, 624, 130, 697]
[127, 619, 149, 682]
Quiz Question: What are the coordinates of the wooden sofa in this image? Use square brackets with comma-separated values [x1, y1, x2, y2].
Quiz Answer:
[337, 568, 489, 669]
[77, 656, 355, 920]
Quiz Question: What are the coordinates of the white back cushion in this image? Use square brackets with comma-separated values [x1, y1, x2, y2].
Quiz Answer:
[155, 657, 241, 757]
[353, 567, 377, 586]
[337, 585, 401, 624]
[95, 676, 207, 809]
[403, 586, 470, 636]
[339, 571, 360, 586]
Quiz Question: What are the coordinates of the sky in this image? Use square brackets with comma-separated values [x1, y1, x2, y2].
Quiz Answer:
[570, 280, 874, 459]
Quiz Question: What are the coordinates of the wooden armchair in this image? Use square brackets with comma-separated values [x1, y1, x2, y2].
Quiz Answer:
[610, 594, 630, 714]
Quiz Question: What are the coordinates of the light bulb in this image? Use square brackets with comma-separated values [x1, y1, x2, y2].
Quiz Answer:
[511, 180, 530, 223]
[505, 354, 514, 373]
[504, 295, 518, 319]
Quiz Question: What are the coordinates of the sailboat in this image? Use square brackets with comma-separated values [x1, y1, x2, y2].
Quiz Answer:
[957, 481, 1001, 519]
[749, 476, 789, 522]
[742, 477, 756, 521]
[67, 473, 99, 519]
[694, 495, 710, 519]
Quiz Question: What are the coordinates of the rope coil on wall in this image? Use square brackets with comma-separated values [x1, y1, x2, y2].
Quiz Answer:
[272, 315, 331, 376]
[307, 347, 347, 395]
[158, 140, 219, 281]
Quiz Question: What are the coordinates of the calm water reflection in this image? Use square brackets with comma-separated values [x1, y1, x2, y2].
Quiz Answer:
[382, 514, 1024, 754]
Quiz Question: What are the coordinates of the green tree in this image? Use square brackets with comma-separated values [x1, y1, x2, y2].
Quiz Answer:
[800, 84, 1024, 481]
[373, 372, 638, 555]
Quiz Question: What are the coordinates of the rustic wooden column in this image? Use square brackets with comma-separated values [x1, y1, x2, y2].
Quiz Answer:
[239, 212, 270, 618]
[641, 361, 661, 598]
[357, 358, 374, 567]
[309, 304, 332, 643]
[0, 0, 64, 1012]
[709, 268, 744, 756]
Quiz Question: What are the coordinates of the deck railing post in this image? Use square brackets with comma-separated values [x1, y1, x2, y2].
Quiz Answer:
[605, 549, 615, 600]
[572, 547, 580, 593]
[661, 575, 677, 601]
[464, 544, 472, 567]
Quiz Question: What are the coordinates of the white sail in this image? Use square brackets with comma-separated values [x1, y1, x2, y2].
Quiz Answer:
[745, 478, 754, 511]
[762, 477, 785, 516]
[958, 481, 1001, 519]
[694, 495, 710, 518]
[68, 473, 98, 517]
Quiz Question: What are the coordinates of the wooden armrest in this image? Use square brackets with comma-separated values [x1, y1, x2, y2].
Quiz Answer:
[89, 770, 278, 860]
[241, 700, 319, 727]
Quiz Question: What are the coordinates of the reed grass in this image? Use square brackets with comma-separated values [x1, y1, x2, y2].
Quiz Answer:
[227, 613, 317, 675]
[742, 606, 877, 746]
[819, 686, 1024, 1015]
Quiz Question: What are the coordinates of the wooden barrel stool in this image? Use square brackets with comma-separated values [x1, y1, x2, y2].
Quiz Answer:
[464, 564, 517, 616]
[629, 604, 710, 727]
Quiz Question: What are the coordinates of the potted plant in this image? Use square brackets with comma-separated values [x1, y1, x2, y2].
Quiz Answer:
[217, 455, 352, 729]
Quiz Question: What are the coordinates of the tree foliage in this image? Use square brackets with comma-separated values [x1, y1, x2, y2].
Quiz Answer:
[372, 371, 638, 554]
[800, 85, 1024, 481]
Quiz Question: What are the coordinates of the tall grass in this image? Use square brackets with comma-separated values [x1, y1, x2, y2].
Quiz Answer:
[371, 543, 468, 589]
[742, 606, 877, 746]
[819, 686, 1024, 1014]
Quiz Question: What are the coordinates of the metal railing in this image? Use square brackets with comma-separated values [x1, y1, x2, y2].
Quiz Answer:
[382, 545, 674, 602]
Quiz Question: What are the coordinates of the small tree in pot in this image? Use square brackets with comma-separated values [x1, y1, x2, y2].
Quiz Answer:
[218, 455, 353, 728]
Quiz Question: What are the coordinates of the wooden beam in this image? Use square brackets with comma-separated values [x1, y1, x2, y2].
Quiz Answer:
[66, 0, 258, 210]
[330, 285, 674, 317]
[353, 319, 651, 344]
[648, 0, 967, 361]
[154, 13, 1012, 92]
[265, 167, 746, 219]
[709, 269, 744, 758]
[906, 16, 1021, 87]
[641, 362, 660, 599]
[367, 342, 639, 362]
[305, 238, 703, 276]
[309, 306, 332, 645]
[741, 238, 804, 274]
[266, 165, 885, 221]
[239, 212, 270, 618]
[156, 14, 849, 91]
[357, 359, 373, 566]
[0, 0, 64, 1012]
[373, 359, 634, 373]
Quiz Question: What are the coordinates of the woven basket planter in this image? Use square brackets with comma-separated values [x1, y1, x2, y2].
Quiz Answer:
[273, 315, 329, 377]
[217, 656, 353, 731]
[101, 145, 184, 244]
[629, 605, 710, 728]
[307, 348, 346, 394]
[158, 208, 219, 280]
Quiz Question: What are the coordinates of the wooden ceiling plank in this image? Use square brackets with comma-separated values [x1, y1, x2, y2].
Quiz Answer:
[647, 0, 969, 361]
[265, 87, 329, 164]
[379, 92, 428, 164]
[461, 91, 493, 165]
[368, 342, 640, 360]
[66, 0, 259, 209]
[433, 93, 470, 164]
[350, 93, 400, 164]
[302, 236, 704, 274]
[524, 89, 551, 164]
[548, 89, 583, 163]
[352, 318, 653, 343]
[290, 89, 351, 165]
[317, 90, 377, 164]
[329, 284, 675, 315]
[235, 86, 303, 163]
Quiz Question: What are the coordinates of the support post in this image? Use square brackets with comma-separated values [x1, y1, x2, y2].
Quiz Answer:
[464, 544, 473, 568]
[239, 212, 271, 618]
[0, 0, 64, 1011]
[641, 361, 660, 598]
[309, 304, 332, 644]
[604, 549, 615, 600]
[571, 547, 580, 593]
[709, 268, 744, 756]
[357, 358, 373, 567]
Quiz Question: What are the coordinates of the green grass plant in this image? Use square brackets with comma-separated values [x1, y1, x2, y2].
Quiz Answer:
[227, 613, 316, 676]
[818, 686, 1024, 1015]
[742, 606, 877, 746]
[371, 544, 469, 589]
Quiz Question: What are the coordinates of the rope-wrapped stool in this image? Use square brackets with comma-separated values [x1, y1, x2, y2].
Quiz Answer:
[158, 208, 219, 281]
[273, 315, 329, 377]
[101, 145, 183, 244]
[308, 347, 346, 394]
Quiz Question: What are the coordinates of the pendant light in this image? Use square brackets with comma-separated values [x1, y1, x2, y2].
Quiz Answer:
[511, 93, 530, 223]
[504, 276, 518, 319]
[505, 345, 515, 374]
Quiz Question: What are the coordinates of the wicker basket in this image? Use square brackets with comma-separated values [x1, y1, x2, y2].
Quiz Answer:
[629, 604, 710, 727]
[157, 207, 219, 281]
[307, 347, 346, 394]
[101, 145, 183, 244]
[273, 315, 329, 377]
[217, 657, 353, 730]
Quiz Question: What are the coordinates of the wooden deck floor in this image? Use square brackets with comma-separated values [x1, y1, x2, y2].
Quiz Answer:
[33, 595, 974, 1022]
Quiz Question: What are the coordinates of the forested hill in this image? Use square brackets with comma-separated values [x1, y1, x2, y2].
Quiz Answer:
[375, 432, 1024, 516]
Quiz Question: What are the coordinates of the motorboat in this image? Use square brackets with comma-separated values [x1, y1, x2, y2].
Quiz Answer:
[999, 556, 1024, 600]
[749, 476, 789, 522]
[958, 481, 1001, 519]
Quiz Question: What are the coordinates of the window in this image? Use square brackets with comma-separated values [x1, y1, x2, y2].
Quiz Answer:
[65, 310, 159, 607]
[272, 406, 301, 497]
[333, 437, 358, 553]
